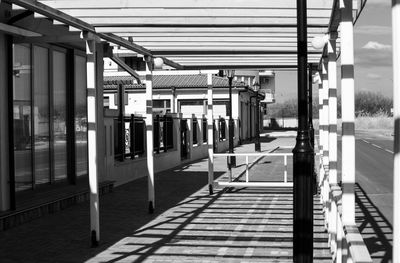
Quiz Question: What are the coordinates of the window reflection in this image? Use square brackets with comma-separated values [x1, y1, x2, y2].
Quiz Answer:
[33, 46, 51, 185]
[13, 44, 33, 191]
[52, 50, 67, 181]
[75, 55, 88, 177]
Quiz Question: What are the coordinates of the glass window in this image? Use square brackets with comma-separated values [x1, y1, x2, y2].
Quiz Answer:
[13, 44, 33, 191]
[74, 55, 88, 177]
[52, 50, 67, 181]
[33, 46, 51, 185]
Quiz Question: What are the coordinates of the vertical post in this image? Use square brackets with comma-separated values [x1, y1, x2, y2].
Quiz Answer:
[207, 73, 214, 194]
[318, 69, 324, 188]
[340, 0, 355, 226]
[228, 76, 236, 167]
[83, 32, 100, 247]
[328, 33, 338, 187]
[284, 155, 288, 183]
[293, 0, 314, 261]
[255, 91, 261, 152]
[392, 0, 400, 261]
[322, 59, 329, 173]
[321, 58, 330, 227]
[118, 83, 125, 161]
[246, 155, 249, 182]
[130, 114, 135, 159]
[145, 56, 155, 213]
[309, 65, 316, 195]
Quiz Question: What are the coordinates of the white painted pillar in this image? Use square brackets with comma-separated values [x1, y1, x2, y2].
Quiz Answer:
[340, 0, 355, 225]
[83, 32, 100, 246]
[392, 0, 400, 261]
[145, 56, 155, 213]
[318, 70, 324, 187]
[322, 59, 329, 172]
[207, 73, 214, 195]
[328, 34, 338, 186]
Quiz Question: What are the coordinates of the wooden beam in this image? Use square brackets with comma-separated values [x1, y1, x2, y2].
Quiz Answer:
[159, 57, 184, 70]
[98, 33, 152, 57]
[8, 0, 95, 33]
[110, 55, 141, 83]
[0, 22, 41, 37]
[13, 34, 82, 43]
[26, 0, 334, 9]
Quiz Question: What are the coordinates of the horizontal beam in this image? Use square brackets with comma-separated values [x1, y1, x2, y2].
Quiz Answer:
[216, 181, 293, 188]
[91, 22, 329, 28]
[8, 0, 95, 33]
[26, 0, 335, 9]
[184, 64, 298, 70]
[153, 50, 323, 55]
[95, 27, 328, 34]
[14, 34, 82, 43]
[0, 22, 41, 37]
[48, 8, 333, 18]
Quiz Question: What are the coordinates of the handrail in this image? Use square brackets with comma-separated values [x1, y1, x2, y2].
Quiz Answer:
[320, 152, 372, 263]
[213, 149, 293, 187]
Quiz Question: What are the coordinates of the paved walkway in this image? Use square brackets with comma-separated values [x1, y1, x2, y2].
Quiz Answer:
[0, 132, 331, 262]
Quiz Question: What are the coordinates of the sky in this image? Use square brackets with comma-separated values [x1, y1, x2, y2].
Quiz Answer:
[274, 0, 393, 103]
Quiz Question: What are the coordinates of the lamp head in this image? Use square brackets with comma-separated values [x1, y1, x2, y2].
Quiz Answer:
[224, 69, 235, 78]
[311, 34, 329, 50]
[153, 57, 164, 69]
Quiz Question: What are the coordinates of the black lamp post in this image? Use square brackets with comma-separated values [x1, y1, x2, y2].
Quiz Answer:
[225, 70, 236, 168]
[253, 82, 261, 152]
[293, 0, 314, 261]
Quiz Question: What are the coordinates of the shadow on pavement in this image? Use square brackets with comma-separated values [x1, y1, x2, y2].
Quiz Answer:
[355, 183, 392, 262]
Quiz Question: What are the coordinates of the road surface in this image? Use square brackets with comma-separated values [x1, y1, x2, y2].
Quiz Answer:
[337, 129, 393, 262]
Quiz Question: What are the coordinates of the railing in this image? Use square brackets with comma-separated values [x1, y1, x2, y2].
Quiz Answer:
[213, 148, 293, 188]
[114, 115, 145, 161]
[320, 159, 372, 263]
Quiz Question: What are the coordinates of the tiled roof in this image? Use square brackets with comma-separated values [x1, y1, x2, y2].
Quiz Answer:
[104, 74, 247, 90]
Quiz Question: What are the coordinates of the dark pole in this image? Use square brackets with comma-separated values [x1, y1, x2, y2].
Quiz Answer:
[255, 91, 261, 152]
[308, 65, 317, 195]
[228, 76, 236, 167]
[293, 0, 314, 262]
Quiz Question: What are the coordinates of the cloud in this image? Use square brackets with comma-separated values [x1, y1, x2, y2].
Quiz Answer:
[355, 42, 392, 67]
[355, 25, 391, 35]
[362, 41, 392, 50]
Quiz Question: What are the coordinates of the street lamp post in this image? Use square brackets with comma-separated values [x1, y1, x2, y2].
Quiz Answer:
[253, 82, 261, 152]
[293, 0, 314, 261]
[225, 70, 236, 168]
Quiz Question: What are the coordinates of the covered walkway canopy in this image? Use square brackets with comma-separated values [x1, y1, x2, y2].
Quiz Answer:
[5, 0, 397, 262]
[9, 0, 364, 69]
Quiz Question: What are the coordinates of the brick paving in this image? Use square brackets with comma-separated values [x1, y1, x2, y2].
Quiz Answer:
[0, 132, 331, 263]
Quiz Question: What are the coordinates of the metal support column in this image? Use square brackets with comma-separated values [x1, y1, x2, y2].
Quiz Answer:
[340, 0, 356, 226]
[255, 91, 261, 152]
[392, 0, 400, 261]
[207, 73, 214, 195]
[83, 32, 100, 247]
[228, 76, 236, 167]
[145, 56, 155, 213]
[293, 0, 314, 261]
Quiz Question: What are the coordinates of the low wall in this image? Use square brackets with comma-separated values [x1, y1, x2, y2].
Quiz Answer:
[104, 112, 240, 186]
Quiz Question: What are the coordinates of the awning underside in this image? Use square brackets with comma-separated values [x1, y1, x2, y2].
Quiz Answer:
[9, 0, 366, 69]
